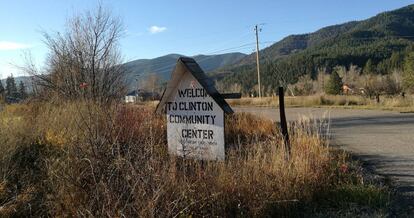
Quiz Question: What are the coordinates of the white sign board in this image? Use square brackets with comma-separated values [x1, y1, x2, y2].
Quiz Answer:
[166, 72, 225, 160]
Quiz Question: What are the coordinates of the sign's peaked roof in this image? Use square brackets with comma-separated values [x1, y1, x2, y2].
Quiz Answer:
[156, 57, 233, 114]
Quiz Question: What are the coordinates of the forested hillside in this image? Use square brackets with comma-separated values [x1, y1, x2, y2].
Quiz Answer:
[217, 4, 414, 95]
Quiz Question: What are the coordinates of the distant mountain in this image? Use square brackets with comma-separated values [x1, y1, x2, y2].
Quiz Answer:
[1, 52, 246, 93]
[218, 4, 414, 93]
[123, 52, 246, 90]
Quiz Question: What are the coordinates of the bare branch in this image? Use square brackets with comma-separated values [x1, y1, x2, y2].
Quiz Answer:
[22, 4, 126, 104]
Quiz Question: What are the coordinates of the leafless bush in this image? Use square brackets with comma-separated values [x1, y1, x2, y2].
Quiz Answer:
[24, 5, 126, 104]
[288, 75, 316, 96]
[361, 74, 402, 97]
[381, 73, 403, 95]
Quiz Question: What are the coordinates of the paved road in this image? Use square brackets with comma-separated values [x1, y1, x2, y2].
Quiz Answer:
[235, 107, 414, 207]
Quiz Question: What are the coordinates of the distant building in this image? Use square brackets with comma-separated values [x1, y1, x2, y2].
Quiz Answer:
[125, 90, 138, 103]
[124, 89, 160, 103]
[342, 84, 353, 94]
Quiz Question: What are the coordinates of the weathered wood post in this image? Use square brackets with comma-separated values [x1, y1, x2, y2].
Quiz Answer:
[278, 87, 290, 160]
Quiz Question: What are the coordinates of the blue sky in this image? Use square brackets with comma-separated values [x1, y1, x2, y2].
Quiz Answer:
[1, 0, 413, 78]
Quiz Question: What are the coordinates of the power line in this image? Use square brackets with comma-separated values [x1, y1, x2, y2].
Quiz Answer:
[129, 32, 256, 73]
[140, 42, 273, 74]
[200, 30, 253, 54]
[138, 41, 278, 76]
[129, 33, 411, 75]
[132, 34, 279, 82]
[131, 38, 294, 76]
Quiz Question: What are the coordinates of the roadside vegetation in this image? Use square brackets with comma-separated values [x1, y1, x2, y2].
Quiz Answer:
[228, 95, 414, 112]
[0, 102, 390, 217]
[226, 64, 414, 112]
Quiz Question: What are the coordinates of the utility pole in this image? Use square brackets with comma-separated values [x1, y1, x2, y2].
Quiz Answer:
[255, 24, 262, 98]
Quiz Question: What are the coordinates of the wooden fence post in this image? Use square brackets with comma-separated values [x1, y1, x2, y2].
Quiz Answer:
[278, 87, 290, 160]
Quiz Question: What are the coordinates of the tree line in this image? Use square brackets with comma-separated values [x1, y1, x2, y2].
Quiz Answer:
[0, 75, 27, 102]
[218, 41, 414, 96]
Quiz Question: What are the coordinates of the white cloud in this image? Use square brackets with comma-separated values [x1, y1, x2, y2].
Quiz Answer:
[0, 41, 32, 51]
[148, 26, 167, 34]
[0, 63, 19, 79]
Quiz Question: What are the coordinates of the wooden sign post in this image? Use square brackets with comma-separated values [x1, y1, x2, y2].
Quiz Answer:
[156, 57, 233, 160]
[278, 86, 290, 160]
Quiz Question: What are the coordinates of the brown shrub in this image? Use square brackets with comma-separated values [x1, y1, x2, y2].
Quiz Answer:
[225, 112, 278, 146]
[114, 105, 166, 145]
[0, 102, 373, 217]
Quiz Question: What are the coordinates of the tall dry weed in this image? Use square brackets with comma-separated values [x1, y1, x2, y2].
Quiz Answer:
[0, 102, 378, 217]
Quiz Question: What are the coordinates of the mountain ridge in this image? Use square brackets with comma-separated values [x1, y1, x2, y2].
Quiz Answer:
[0, 52, 247, 92]
[123, 52, 247, 90]
[217, 4, 414, 93]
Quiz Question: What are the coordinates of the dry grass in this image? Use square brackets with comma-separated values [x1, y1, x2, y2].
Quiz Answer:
[0, 102, 389, 217]
[228, 95, 414, 112]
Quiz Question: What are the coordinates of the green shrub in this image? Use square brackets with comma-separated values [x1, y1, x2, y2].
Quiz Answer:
[403, 52, 414, 93]
[325, 72, 343, 95]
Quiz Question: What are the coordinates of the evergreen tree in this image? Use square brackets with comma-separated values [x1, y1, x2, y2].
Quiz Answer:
[18, 81, 27, 99]
[403, 52, 414, 92]
[376, 60, 388, 74]
[389, 52, 404, 71]
[325, 71, 343, 95]
[363, 59, 375, 74]
[0, 81, 4, 95]
[5, 75, 18, 98]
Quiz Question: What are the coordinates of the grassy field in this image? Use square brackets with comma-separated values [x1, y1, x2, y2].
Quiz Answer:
[227, 95, 414, 112]
[0, 102, 390, 217]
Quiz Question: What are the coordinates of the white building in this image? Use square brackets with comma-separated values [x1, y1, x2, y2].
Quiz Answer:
[124, 90, 138, 103]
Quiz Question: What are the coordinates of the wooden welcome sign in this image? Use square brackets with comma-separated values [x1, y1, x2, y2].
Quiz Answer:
[156, 57, 233, 160]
